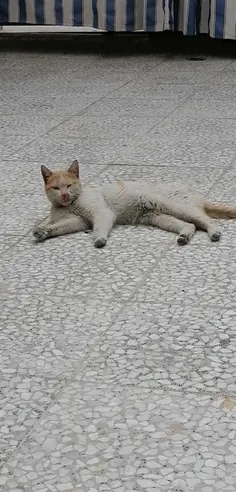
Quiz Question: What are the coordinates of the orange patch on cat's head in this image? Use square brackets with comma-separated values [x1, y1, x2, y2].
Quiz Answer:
[41, 160, 80, 189]
[40, 160, 82, 206]
[45, 171, 80, 190]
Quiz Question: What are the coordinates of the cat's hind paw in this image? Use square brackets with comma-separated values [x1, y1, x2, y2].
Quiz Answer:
[33, 226, 49, 242]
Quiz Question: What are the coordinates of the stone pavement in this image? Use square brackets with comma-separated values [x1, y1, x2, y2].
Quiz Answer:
[1, 38, 236, 492]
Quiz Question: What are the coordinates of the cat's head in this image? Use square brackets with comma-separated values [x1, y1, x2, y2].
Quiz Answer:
[41, 160, 82, 207]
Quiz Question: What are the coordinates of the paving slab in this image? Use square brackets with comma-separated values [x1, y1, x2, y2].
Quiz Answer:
[1, 47, 236, 492]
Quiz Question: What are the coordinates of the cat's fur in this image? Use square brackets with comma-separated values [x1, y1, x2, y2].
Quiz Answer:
[33, 160, 236, 247]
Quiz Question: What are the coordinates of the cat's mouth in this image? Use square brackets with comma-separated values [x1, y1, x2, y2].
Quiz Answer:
[57, 193, 79, 207]
[61, 199, 72, 206]
[60, 196, 78, 207]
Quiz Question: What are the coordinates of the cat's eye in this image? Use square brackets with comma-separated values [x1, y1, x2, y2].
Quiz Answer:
[52, 186, 59, 190]
[67, 184, 72, 188]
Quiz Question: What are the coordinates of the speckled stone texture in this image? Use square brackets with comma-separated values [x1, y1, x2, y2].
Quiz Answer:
[0, 40, 236, 492]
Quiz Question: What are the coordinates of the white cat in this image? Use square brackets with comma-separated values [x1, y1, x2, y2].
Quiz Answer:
[33, 160, 236, 247]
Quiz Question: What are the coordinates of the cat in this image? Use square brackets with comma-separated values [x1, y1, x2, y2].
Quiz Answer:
[33, 160, 236, 248]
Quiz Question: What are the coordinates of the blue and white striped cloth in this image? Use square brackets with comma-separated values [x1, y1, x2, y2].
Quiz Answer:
[0, 1, 235, 40]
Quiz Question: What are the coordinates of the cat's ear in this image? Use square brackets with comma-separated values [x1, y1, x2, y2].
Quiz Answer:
[41, 165, 53, 184]
[68, 160, 79, 177]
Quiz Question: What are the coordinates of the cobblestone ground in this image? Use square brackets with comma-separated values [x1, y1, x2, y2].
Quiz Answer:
[1, 38, 236, 492]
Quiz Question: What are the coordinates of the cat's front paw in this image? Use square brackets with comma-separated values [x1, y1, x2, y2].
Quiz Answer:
[210, 230, 221, 242]
[94, 237, 107, 248]
[33, 226, 49, 242]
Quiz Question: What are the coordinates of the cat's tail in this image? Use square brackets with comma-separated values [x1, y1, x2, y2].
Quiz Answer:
[204, 201, 236, 219]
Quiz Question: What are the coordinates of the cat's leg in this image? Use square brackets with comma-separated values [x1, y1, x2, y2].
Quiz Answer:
[140, 213, 196, 245]
[184, 208, 221, 242]
[33, 216, 88, 241]
[92, 209, 115, 248]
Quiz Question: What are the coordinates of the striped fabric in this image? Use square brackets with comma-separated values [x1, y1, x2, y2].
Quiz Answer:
[0, 1, 235, 39]
[0, 0, 144, 31]
[144, 0, 236, 40]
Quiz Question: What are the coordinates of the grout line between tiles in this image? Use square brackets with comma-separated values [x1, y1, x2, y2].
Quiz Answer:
[4, 57, 170, 161]
[2, 56, 236, 474]
[113, 59, 236, 153]
[2, 347, 232, 475]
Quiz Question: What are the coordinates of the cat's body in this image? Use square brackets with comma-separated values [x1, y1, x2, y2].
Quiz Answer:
[33, 161, 236, 247]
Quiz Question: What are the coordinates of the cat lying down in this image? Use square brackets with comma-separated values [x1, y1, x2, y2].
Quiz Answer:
[33, 160, 236, 248]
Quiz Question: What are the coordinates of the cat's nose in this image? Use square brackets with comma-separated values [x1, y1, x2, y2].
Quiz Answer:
[61, 193, 69, 202]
